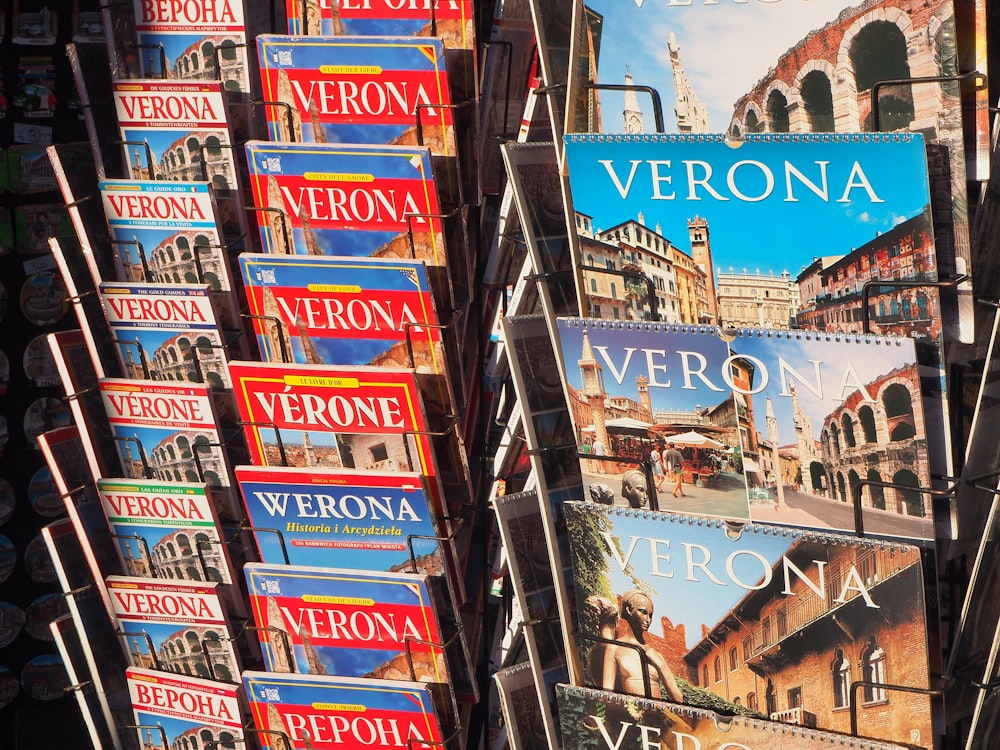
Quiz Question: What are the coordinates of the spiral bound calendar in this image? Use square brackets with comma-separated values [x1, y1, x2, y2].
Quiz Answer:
[554, 316, 939, 542]
[562, 502, 936, 749]
[559, 0, 971, 339]
[560, 130, 960, 343]
[556, 684, 916, 750]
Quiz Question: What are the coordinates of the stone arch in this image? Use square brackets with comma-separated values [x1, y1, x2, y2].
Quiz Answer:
[859, 404, 877, 443]
[881, 382, 916, 441]
[763, 81, 794, 133]
[794, 60, 837, 132]
[841, 411, 857, 448]
[892, 468, 924, 516]
[836, 471, 846, 502]
[841, 9, 916, 131]
[743, 101, 764, 134]
[867, 468, 886, 509]
[809, 461, 826, 494]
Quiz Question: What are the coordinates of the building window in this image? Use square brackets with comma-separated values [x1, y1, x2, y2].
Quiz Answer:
[862, 637, 888, 703]
[787, 686, 802, 709]
[832, 648, 851, 708]
[776, 609, 787, 638]
[748, 692, 758, 711]
[743, 635, 753, 661]
[729, 647, 738, 671]
[713, 655, 722, 682]
[702, 665, 709, 687]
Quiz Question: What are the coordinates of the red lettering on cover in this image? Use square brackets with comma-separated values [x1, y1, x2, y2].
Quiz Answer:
[133, 683, 236, 720]
[139, 0, 236, 23]
[106, 297, 209, 324]
[105, 394, 206, 422]
[119, 94, 219, 122]
[106, 194, 207, 221]
[277, 185, 426, 225]
[113, 591, 213, 617]
[252, 390, 404, 430]
[104, 493, 207, 520]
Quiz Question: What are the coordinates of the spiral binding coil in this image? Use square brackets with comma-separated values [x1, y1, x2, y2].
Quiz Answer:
[559, 684, 909, 746]
[564, 132, 913, 145]
[573, 501, 894, 550]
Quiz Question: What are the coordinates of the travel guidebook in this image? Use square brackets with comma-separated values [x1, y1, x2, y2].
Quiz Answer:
[235, 464, 448, 576]
[98, 378, 238, 519]
[244, 140, 466, 310]
[99, 179, 241, 328]
[106, 576, 240, 683]
[228, 361, 457, 517]
[244, 562, 469, 711]
[131, 0, 252, 93]
[114, 81, 238, 189]
[562, 132, 945, 342]
[554, 317, 936, 540]
[562, 0, 971, 339]
[100, 282, 231, 388]
[97, 478, 238, 587]
[242, 670, 453, 750]
[239, 253, 460, 423]
[562, 502, 936, 749]
[555, 685, 913, 750]
[126, 667, 245, 750]
[256, 34, 457, 157]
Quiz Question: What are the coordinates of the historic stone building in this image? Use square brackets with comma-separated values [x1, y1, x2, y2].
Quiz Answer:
[794, 213, 938, 338]
[668, 33, 710, 134]
[726, 0, 968, 273]
[716, 269, 800, 330]
[121, 229, 226, 291]
[153, 131, 235, 190]
[123, 529, 225, 582]
[168, 35, 244, 92]
[128, 626, 235, 682]
[144, 431, 226, 487]
[121, 332, 228, 388]
[817, 363, 929, 516]
[683, 539, 932, 745]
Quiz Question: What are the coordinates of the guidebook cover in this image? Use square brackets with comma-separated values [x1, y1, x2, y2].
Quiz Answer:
[562, 501, 935, 748]
[242, 670, 450, 750]
[99, 179, 240, 328]
[562, 133, 944, 342]
[239, 253, 458, 423]
[98, 379, 235, 516]
[127, 667, 244, 750]
[107, 576, 239, 682]
[100, 282, 231, 388]
[235, 464, 446, 574]
[244, 563, 455, 692]
[113, 81, 239, 193]
[131, 0, 251, 93]
[98, 478, 236, 586]
[228, 360, 451, 512]
[256, 34, 456, 157]
[555, 684, 913, 750]
[563, 0, 971, 340]
[555, 317, 936, 540]
[243, 140, 462, 309]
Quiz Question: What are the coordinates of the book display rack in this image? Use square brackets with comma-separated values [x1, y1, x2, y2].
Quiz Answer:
[1, 0, 1000, 748]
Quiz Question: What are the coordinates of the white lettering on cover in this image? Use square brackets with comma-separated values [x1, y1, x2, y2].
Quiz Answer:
[252, 389, 405, 430]
[281, 712, 430, 747]
[288, 79, 433, 118]
[596, 159, 884, 203]
[277, 605, 423, 642]
[278, 185, 426, 225]
[272, 296, 420, 332]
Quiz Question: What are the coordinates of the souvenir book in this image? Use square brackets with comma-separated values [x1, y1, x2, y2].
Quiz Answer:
[555, 684, 914, 750]
[245, 562, 473, 706]
[97, 478, 239, 590]
[126, 667, 245, 750]
[562, 132, 944, 341]
[228, 360, 460, 516]
[97, 378, 238, 518]
[562, 501, 935, 748]
[113, 80, 239, 197]
[242, 670, 452, 750]
[38, 426, 121, 590]
[256, 34, 457, 159]
[562, 0, 972, 339]
[106, 576, 240, 683]
[244, 140, 466, 309]
[47, 329, 120, 482]
[235, 464, 448, 576]
[239, 253, 460, 424]
[131, 0, 251, 93]
[555, 317, 936, 541]
[99, 179, 241, 328]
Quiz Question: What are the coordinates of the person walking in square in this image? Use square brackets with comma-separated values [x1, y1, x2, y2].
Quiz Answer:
[663, 442, 685, 497]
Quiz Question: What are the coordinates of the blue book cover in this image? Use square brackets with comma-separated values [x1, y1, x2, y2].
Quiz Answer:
[256, 34, 455, 155]
[242, 670, 446, 750]
[562, 132, 942, 342]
